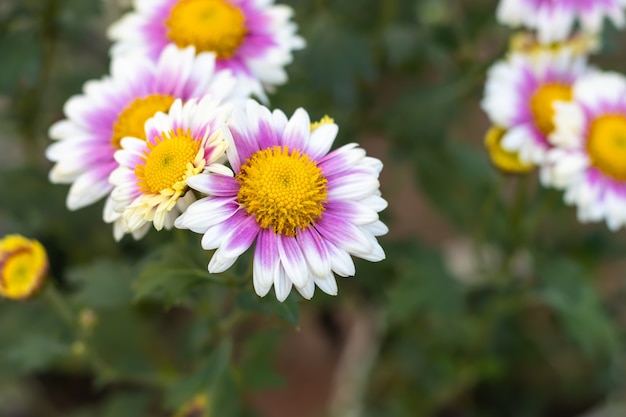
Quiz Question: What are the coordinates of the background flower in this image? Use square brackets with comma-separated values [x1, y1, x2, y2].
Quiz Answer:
[108, 0, 305, 102]
[110, 96, 231, 240]
[497, 0, 626, 43]
[46, 44, 239, 240]
[481, 48, 589, 166]
[0, 235, 48, 301]
[545, 71, 626, 230]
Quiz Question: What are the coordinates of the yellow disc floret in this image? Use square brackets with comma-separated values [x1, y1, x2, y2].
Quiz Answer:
[135, 128, 204, 195]
[112, 94, 176, 149]
[0, 235, 48, 301]
[310, 115, 334, 132]
[530, 83, 572, 135]
[587, 114, 626, 181]
[166, 0, 247, 59]
[236, 146, 328, 236]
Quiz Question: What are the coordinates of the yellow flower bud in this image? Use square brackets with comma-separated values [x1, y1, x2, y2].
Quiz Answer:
[0, 235, 48, 301]
[484, 126, 534, 174]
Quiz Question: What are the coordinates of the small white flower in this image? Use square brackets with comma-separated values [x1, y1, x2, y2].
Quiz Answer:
[46, 44, 241, 240]
[109, 96, 231, 240]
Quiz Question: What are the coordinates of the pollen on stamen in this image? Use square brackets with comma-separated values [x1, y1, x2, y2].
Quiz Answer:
[135, 128, 202, 194]
[236, 146, 328, 236]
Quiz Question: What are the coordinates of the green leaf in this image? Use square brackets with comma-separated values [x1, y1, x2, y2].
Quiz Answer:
[236, 291, 300, 326]
[101, 392, 151, 417]
[237, 331, 285, 390]
[133, 240, 218, 306]
[165, 338, 232, 410]
[67, 260, 134, 310]
[536, 258, 619, 359]
[386, 244, 465, 323]
[1, 335, 68, 373]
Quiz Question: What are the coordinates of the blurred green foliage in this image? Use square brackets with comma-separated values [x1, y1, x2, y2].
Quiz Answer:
[1, 0, 626, 416]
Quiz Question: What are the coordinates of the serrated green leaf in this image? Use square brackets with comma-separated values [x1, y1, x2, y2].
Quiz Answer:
[133, 241, 218, 306]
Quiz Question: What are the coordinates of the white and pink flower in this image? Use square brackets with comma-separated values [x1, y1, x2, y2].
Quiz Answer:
[545, 71, 626, 230]
[481, 49, 589, 168]
[175, 100, 387, 301]
[46, 44, 239, 240]
[110, 96, 232, 240]
[108, 0, 305, 102]
[496, 0, 626, 44]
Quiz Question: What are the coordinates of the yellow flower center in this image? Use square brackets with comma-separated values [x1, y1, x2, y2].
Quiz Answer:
[0, 236, 47, 300]
[530, 83, 572, 135]
[236, 146, 328, 237]
[135, 128, 202, 194]
[587, 114, 626, 181]
[166, 0, 247, 59]
[310, 115, 334, 132]
[112, 94, 176, 149]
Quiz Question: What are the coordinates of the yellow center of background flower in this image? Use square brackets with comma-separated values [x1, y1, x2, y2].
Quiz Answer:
[236, 146, 328, 237]
[112, 94, 176, 149]
[135, 129, 201, 194]
[166, 0, 247, 59]
[587, 114, 626, 181]
[530, 83, 572, 135]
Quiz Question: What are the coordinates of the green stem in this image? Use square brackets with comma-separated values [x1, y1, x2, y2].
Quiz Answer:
[46, 285, 165, 388]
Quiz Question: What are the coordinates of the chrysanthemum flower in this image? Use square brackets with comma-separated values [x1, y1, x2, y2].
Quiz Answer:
[109, 96, 231, 239]
[496, 0, 626, 44]
[175, 101, 387, 301]
[481, 49, 589, 167]
[0, 235, 48, 301]
[484, 126, 534, 174]
[46, 45, 238, 240]
[544, 72, 626, 230]
[107, 0, 305, 101]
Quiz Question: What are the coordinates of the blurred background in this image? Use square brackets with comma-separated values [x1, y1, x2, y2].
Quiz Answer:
[2, 0, 626, 416]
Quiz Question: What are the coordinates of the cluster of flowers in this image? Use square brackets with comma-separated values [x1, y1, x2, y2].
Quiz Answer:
[482, 0, 626, 231]
[1, 0, 388, 302]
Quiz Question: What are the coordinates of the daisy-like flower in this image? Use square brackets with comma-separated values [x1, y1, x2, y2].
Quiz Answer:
[496, 0, 626, 44]
[545, 72, 626, 230]
[0, 235, 48, 301]
[481, 48, 589, 167]
[107, 0, 306, 101]
[484, 125, 534, 174]
[175, 101, 387, 301]
[109, 96, 231, 239]
[46, 44, 238, 240]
